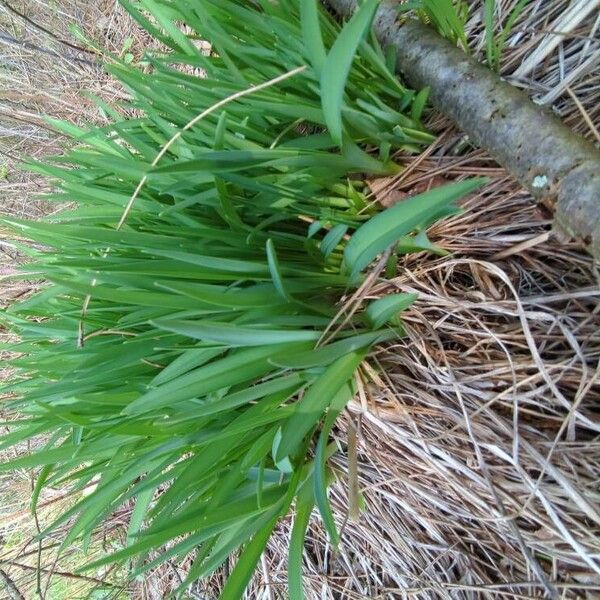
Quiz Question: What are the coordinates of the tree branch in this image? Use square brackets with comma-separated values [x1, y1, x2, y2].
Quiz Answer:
[325, 0, 600, 258]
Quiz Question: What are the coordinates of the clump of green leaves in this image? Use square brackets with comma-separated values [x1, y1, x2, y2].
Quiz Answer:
[0, 1, 484, 597]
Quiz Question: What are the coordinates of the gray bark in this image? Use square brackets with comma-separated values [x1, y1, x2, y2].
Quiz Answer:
[325, 0, 600, 258]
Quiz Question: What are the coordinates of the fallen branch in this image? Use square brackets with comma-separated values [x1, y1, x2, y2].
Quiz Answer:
[1, 561, 117, 588]
[325, 0, 600, 259]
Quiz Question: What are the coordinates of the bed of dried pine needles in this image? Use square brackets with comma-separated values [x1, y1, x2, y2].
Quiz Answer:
[1, 1, 599, 599]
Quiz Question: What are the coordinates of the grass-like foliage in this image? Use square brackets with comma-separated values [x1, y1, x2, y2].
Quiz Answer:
[403, 0, 530, 66]
[484, 0, 530, 71]
[0, 0, 484, 597]
[400, 0, 470, 48]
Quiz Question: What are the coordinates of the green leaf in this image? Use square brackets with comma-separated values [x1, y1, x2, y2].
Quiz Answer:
[344, 179, 487, 279]
[127, 488, 154, 544]
[396, 229, 450, 256]
[484, 0, 496, 68]
[219, 515, 279, 600]
[411, 87, 430, 123]
[266, 239, 292, 302]
[275, 351, 363, 462]
[300, 0, 326, 75]
[321, 0, 380, 145]
[125, 344, 311, 415]
[270, 330, 395, 369]
[139, 0, 198, 56]
[314, 382, 354, 545]
[365, 293, 418, 329]
[153, 319, 322, 346]
[31, 464, 53, 513]
[320, 224, 348, 258]
[272, 428, 295, 474]
[152, 347, 226, 386]
[289, 496, 314, 600]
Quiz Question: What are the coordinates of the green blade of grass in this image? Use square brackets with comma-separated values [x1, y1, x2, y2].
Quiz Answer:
[275, 351, 363, 462]
[288, 494, 314, 600]
[313, 381, 355, 545]
[300, 0, 326, 74]
[321, 0, 379, 146]
[152, 319, 322, 346]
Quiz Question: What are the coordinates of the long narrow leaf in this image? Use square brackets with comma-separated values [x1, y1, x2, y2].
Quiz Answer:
[321, 0, 380, 145]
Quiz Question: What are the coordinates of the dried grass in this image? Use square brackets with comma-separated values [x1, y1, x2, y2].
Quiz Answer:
[212, 131, 599, 598]
[1, 0, 599, 599]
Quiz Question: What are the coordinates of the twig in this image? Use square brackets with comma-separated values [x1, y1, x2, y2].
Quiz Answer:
[3, 561, 116, 587]
[0, 146, 20, 161]
[0, 31, 98, 67]
[565, 87, 600, 144]
[0, 107, 64, 134]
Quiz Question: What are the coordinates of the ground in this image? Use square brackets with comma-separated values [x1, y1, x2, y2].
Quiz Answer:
[1, 1, 599, 599]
